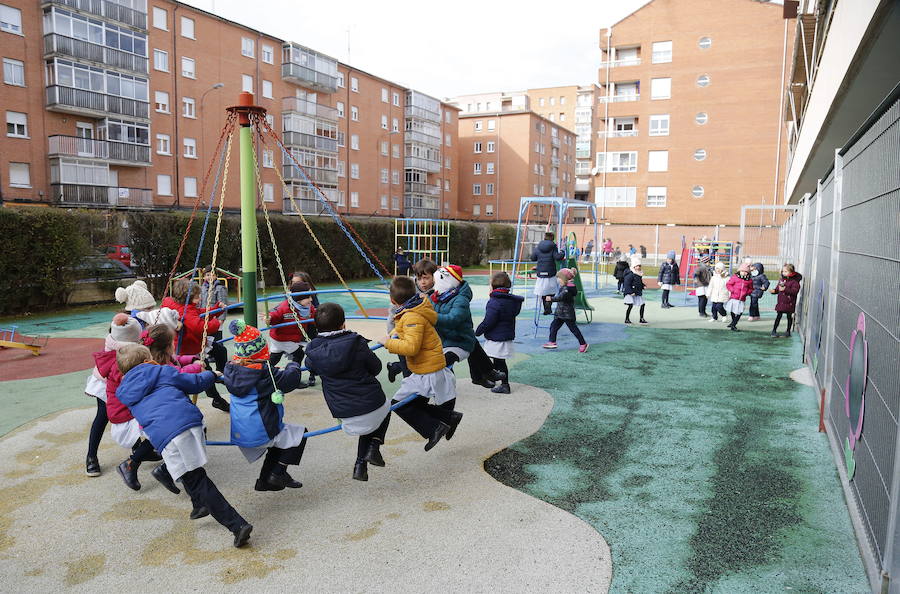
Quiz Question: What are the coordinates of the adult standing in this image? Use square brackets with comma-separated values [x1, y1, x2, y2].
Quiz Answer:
[531, 232, 564, 315]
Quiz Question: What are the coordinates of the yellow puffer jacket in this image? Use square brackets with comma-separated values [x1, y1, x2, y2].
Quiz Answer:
[385, 296, 445, 375]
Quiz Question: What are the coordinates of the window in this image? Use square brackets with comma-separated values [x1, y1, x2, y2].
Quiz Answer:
[350, 163, 359, 179]
[335, 101, 344, 118]
[262, 149, 273, 168]
[242, 74, 253, 93]
[337, 160, 345, 177]
[649, 115, 670, 136]
[650, 78, 671, 100]
[474, 121, 483, 132]
[150, 49, 168, 73]
[178, 97, 195, 119]
[445, 111, 452, 124]
[473, 184, 481, 195]
[350, 77, 358, 92]
[550, 97, 555, 106]
[0, 4, 22, 34]
[473, 163, 482, 175]
[380, 195, 388, 209]
[380, 140, 388, 156]
[444, 179, 450, 191]
[241, 37, 255, 58]
[647, 186, 667, 207]
[648, 150, 668, 172]
[486, 183, 494, 195]
[337, 132, 345, 147]
[338, 191, 346, 206]
[380, 168, 388, 183]
[3, 58, 24, 85]
[392, 197, 400, 210]
[487, 119, 495, 131]
[262, 44, 274, 64]
[350, 134, 359, 150]
[696, 74, 711, 87]
[485, 204, 494, 216]
[350, 191, 359, 207]
[560, 113, 566, 122]
[392, 91, 400, 106]
[266, 114, 274, 128]
[6, 111, 27, 137]
[549, 114, 555, 122]
[391, 117, 399, 132]
[8, 162, 30, 187]
[445, 134, 451, 147]
[181, 57, 195, 79]
[651, 41, 672, 63]
[337, 73, 345, 88]
[392, 144, 400, 159]
[444, 156, 450, 169]
[595, 186, 637, 207]
[157, 174, 172, 195]
[486, 141, 495, 153]
[473, 142, 482, 153]
[692, 185, 704, 198]
[698, 36, 712, 50]
[262, 80, 273, 99]
[694, 149, 707, 161]
[539, 98, 545, 107]
[486, 162, 494, 174]
[595, 151, 637, 173]
[184, 176, 198, 197]
[263, 183, 274, 203]
[381, 114, 388, 130]
[180, 17, 194, 39]
[152, 7, 167, 30]
[350, 106, 359, 121]
[156, 133, 170, 155]
[392, 170, 399, 185]
[381, 88, 388, 102]
[695, 112, 709, 125]
[155, 91, 169, 113]
[473, 204, 480, 216]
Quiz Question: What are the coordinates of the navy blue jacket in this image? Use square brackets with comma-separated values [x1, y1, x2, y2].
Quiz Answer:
[116, 364, 216, 451]
[475, 289, 524, 341]
[658, 261, 680, 285]
[613, 261, 630, 280]
[550, 284, 578, 321]
[222, 361, 302, 447]
[622, 271, 644, 296]
[531, 239, 564, 278]
[305, 331, 387, 419]
[751, 263, 771, 298]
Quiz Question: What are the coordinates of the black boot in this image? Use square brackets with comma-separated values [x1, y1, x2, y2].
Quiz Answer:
[116, 459, 141, 491]
[151, 464, 181, 494]
[266, 466, 303, 489]
[363, 442, 386, 467]
[85, 455, 100, 477]
[233, 524, 253, 548]
[387, 362, 402, 383]
[353, 460, 369, 481]
[211, 395, 230, 413]
[189, 506, 210, 520]
[445, 411, 464, 441]
[424, 422, 450, 451]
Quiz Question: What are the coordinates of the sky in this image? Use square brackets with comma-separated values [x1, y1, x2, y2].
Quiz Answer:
[181, 0, 654, 99]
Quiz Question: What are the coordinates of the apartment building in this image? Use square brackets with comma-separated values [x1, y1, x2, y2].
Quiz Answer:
[594, 0, 791, 225]
[456, 108, 576, 222]
[0, 0, 459, 219]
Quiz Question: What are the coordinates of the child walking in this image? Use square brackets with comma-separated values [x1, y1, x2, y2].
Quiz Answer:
[771, 263, 802, 337]
[222, 320, 308, 492]
[708, 261, 730, 322]
[532, 232, 565, 314]
[748, 263, 770, 321]
[613, 255, 630, 294]
[268, 280, 317, 385]
[724, 263, 754, 331]
[115, 343, 253, 547]
[305, 303, 392, 481]
[658, 250, 681, 308]
[475, 272, 524, 393]
[622, 258, 648, 325]
[693, 254, 712, 318]
[380, 276, 461, 451]
[542, 268, 589, 351]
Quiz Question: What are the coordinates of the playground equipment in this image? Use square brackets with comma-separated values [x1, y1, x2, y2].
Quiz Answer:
[681, 240, 735, 304]
[0, 326, 49, 356]
[394, 219, 450, 273]
[171, 267, 242, 304]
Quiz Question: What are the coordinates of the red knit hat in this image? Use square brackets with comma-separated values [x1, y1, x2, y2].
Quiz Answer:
[229, 319, 269, 363]
[443, 265, 463, 284]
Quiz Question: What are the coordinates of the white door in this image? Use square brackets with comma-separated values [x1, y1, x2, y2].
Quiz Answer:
[76, 122, 94, 157]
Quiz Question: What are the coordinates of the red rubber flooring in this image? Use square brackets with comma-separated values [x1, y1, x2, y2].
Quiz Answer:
[0, 337, 102, 381]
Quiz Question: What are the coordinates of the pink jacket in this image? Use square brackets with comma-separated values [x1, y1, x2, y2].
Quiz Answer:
[726, 275, 753, 301]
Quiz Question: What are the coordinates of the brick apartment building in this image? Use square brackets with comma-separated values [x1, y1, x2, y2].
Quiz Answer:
[0, 0, 459, 219]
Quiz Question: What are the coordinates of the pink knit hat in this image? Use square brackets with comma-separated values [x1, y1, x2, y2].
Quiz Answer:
[557, 268, 576, 281]
[738, 262, 751, 274]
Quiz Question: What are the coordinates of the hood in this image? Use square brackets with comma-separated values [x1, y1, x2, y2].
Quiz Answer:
[490, 289, 525, 303]
[116, 363, 166, 407]
[104, 334, 127, 352]
[222, 362, 271, 397]
[397, 294, 437, 325]
[93, 349, 118, 377]
[305, 331, 365, 377]
[536, 239, 557, 254]
[784, 272, 803, 281]
[753, 263, 765, 275]
[161, 296, 184, 313]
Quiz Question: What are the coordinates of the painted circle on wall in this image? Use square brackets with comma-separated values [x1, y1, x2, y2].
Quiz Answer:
[845, 312, 868, 449]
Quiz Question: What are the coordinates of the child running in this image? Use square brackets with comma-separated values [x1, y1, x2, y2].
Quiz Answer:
[305, 303, 392, 482]
[222, 320, 308, 491]
[379, 276, 461, 450]
[475, 271, 524, 393]
[771, 263, 802, 338]
[543, 268, 589, 351]
[708, 262, 730, 323]
[115, 343, 253, 547]
[725, 263, 754, 331]
[268, 281, 317, 385]
[622, 258, 648, 325]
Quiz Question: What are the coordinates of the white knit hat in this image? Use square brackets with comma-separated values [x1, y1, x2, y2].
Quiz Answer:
[630, 256, 642, 268]
[109, 313, 142, 343]
[115, 280, 156, 311]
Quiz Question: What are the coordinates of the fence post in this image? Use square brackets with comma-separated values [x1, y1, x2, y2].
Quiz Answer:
[654, 224, 659, 265]
[805, 181, 823, 368]
[822, 150, 844, 428]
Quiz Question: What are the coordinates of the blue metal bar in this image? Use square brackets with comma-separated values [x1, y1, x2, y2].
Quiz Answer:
[201, 288, 390, 317]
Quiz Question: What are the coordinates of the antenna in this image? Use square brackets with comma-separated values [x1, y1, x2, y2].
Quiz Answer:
[346, 28, 351, 63]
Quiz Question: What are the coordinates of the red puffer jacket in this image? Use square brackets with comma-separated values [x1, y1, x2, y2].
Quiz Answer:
[726, 274, 753, 301]
[94, 349, 133, 423]
[161, 296, 220, 355]
[268, 300, 316, 343]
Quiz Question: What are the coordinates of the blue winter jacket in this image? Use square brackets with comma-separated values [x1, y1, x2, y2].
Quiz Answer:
[751, 263, 771, 298]
[622, 271, 644, 297]
[433, 281, 478, 352]
[222, 361, 302, 447]
[115, 363, 216, 451]
[305, 330, 387, 419]
[475, 289, 524, 342]
[531, 239, 564, 278]
[658, 261, 680, 285]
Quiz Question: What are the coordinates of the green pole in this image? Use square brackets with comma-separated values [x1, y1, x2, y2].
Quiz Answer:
[239, 122, 258, 326]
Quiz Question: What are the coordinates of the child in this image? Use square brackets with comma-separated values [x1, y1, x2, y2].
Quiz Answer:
[268, 281, 317, 385]
[708, 262, 730, 323]
[380, 276, 461, 450]
[305, 303, 392, 481]
[385, 259, 438, 383]
[84, 313, 142, 477]
[393, 247, 412, 276]
[748, 263, 770, 321]
[162, 279, 230, 412]
[724, 263, 754, 331]
[222, 320, 308, 492]
[658, 250, 680, 308]
[200, 265, 229, 375]
[531, 232, 565, 314]
[613, 255, 630, 294]
[115, 279, 181, 330]
[290, 271, 319, 308]
[115, 344, 253, 548]
[543, 268, 589, 351]
[771, 263, 802, 337]
[693, 254, 712, 318]
[476, 271, 524, 392]
[622, 258, 647, 325]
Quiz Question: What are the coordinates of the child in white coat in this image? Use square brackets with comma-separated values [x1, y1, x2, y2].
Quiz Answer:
[707, 262, 730, 323]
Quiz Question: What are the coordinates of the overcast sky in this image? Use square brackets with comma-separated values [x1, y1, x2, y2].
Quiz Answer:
[182, 0, 654, 99]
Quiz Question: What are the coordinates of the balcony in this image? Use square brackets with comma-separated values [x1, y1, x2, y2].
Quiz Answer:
[598, 94, 640, 103]
[281, 43, 339, 93]
[550, 176, 560, 186]
[44, 33, 148, 74]
[575, 179, 591, 192]
[405, 105, 441, 124]
[43, 0, 147, 29]
[598, 129, 639, 138]
[48, 135, 151, 166]
[51, 183, 152, 208]
[404, 129, 441, 146]
[281, 97, 338, 121]
[404, 181, 440, 196]
[282, 164, 338, 185]
[551, 136, 560, 148]
[281, 63, 338, 93]
[283, 198, 325, 215]
[46, 85, 149, 120]
[403, 195, 439, 219]
[576, 148, 591, 159]
[282, 131, 338, 153]
[551, 156, 560, 166]
[599, 58, 641, 68]
[404, 156, 441, 173]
